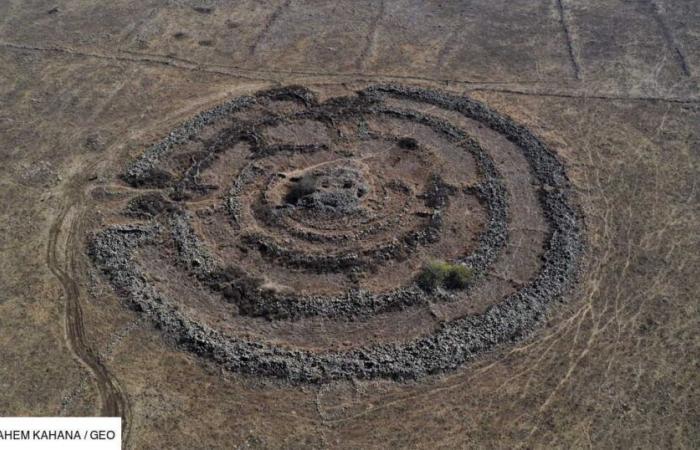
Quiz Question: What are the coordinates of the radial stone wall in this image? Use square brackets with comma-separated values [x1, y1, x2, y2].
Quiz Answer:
[88, 84, 584, 383]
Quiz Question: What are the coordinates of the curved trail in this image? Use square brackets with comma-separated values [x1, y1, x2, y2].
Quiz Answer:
[46, 178, 132, 446]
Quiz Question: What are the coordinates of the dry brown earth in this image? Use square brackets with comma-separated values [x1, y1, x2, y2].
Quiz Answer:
[1, 1, 698, 448]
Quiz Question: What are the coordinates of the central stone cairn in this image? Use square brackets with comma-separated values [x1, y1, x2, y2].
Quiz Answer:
[88, 85, 583, 382]
[282, 162, 368, 214]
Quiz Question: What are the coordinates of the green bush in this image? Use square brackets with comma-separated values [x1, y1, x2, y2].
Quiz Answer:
[443, 264, 473, 289]
[417, 261, 473, 291]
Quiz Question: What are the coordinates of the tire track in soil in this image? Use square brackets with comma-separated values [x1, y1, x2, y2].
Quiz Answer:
[47, 179, 132, 446]
[248, 0, 291, 58]
[646, 0, 692, 77]
[355, 0, 385, 70]
[556, 0, 581, 80]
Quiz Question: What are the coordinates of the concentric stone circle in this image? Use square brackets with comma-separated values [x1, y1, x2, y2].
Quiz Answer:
[88, 84, 583, 383]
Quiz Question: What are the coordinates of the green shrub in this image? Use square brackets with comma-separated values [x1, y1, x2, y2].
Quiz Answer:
[443, 264, 473, 289]
[417, 260, 473, 291]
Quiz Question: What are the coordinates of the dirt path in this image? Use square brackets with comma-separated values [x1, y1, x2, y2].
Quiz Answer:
[1, 41, 697, 104]
[46, 177, 132, 446]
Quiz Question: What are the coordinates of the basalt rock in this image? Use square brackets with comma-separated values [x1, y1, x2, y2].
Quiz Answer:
[88, 84, 584, 383]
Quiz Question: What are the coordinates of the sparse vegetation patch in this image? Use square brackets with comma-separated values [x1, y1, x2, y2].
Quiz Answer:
[418, 261, 473, 291]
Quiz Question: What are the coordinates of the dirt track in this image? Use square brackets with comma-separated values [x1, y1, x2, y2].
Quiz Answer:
[45, 172, 132, 443]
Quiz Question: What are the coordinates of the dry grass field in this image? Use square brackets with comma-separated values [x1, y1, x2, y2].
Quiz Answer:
[0, 1, 698, 448]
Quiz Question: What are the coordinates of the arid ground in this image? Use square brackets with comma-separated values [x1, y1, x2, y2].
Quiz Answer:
[1, 1, 698, 448]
